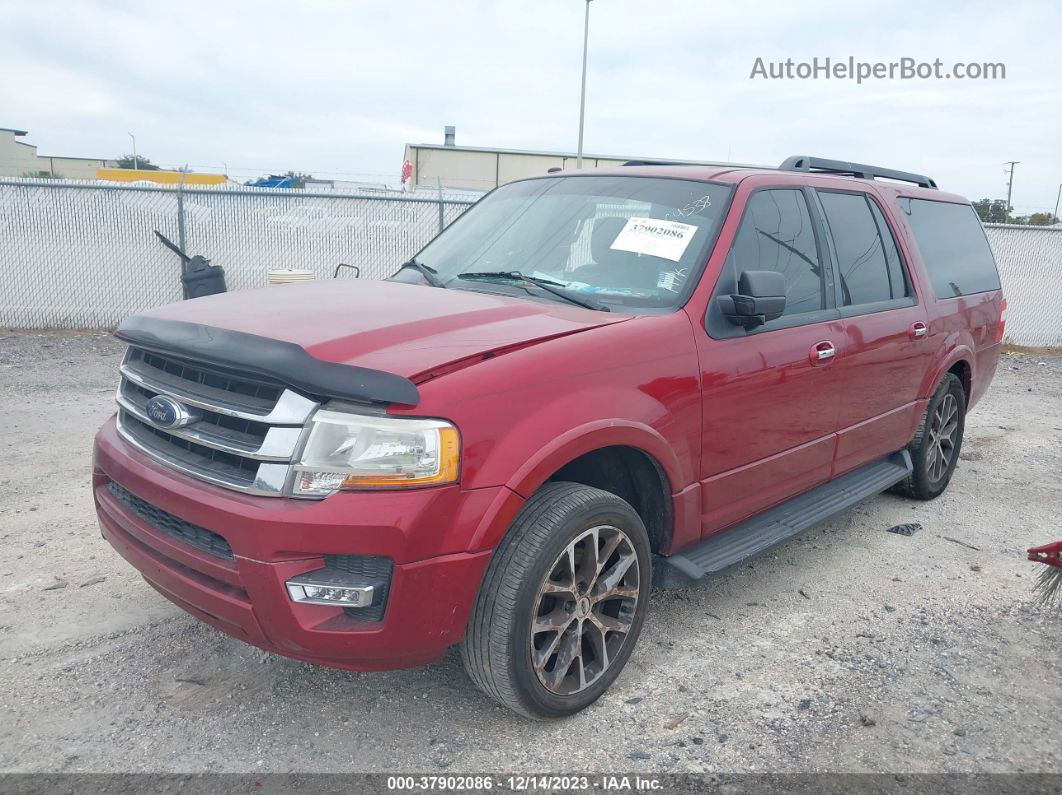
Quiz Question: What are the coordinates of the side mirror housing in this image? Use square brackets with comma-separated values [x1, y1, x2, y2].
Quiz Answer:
[717, 270, 787, 329]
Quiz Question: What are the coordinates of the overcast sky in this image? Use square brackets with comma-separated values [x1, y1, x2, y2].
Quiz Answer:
[4, 0, 1060, 212]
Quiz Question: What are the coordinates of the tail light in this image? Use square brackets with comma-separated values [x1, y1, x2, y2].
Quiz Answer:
[996, 297, 1008, 343]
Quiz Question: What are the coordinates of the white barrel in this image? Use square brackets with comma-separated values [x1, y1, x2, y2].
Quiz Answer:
[267, 268, 316, 286]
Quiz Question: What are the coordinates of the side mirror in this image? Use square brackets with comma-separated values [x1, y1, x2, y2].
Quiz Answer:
[717, 270, 787, 329]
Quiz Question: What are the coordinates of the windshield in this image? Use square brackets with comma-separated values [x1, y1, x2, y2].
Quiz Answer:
[405, 175, 733, 312]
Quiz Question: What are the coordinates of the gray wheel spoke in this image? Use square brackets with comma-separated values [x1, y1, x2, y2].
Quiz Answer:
[592, 534, 623, 584]
[542, 625, 581, 689]
[589, 609, 632, 634]
[597, 552, 636, 593]
[539, 579, 577, 596]
[532, 620, 572, 669]
[576, 645, 588, 691]
[564, 544, 578, 584]
[532, 607, 573, 634]
[940, 418, 958, 441]
[585, 618, 610, 672]
[592, 583, 639, 604]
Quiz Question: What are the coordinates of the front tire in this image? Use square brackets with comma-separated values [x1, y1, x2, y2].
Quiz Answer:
[460, 482, 651, 719]
[892, 373, 966, 500]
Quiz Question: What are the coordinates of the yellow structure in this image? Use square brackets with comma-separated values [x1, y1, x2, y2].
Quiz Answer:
[95, 168, 227, 186]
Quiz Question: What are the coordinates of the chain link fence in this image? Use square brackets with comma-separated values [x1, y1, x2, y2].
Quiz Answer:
[984, 223, 1062, 347]
[0, 178, 1059, 346]
[0, 178, 475, 329]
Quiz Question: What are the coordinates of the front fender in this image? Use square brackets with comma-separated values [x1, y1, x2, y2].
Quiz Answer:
[505, 417, 683, 500]
[462, 415, 685, 553]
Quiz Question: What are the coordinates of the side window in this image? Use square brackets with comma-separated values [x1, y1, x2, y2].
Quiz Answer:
[901, 199, 1001, 298]
[724, 189, 824, 317]
[867, 199, 911, 300]
[818, 191, 908, 306]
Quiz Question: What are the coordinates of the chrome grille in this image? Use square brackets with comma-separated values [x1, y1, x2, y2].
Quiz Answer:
[115, 347, 318, 496]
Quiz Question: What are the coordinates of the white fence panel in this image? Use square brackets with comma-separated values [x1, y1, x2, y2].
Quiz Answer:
[984, 224, 1062, 348]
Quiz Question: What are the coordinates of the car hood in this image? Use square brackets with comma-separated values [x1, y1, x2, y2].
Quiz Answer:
[137, 279, 631, 381]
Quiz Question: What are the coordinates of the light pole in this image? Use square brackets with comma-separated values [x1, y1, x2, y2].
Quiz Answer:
[128, 132, 139, 170]
[1054, 183, 1061, 223]
[576, 0, 592, 168]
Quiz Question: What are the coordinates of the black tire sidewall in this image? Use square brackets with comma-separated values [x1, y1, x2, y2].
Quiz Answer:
[508, 496, 651, 718]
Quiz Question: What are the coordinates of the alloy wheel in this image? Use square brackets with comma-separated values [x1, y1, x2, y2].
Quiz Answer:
[530, 525, 640, 695]
[926, 392, 959, 483]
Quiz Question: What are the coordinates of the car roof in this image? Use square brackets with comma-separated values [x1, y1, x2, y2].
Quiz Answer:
[553, 164, 969, 204]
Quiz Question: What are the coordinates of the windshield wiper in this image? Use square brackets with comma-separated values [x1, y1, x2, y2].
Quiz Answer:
[455, 271, 609, 312]
[395, 258, 446, 288]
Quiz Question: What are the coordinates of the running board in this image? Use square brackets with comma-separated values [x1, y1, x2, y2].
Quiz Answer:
[654, 451, 912, 589]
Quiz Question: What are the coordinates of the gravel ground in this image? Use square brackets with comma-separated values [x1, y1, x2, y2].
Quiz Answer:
[0, 331, 1060, 775]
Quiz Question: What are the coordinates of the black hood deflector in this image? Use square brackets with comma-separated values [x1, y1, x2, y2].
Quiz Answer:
[116, 315, 420, 407]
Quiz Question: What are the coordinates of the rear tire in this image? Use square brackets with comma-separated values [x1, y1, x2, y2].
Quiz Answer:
[891, 373, 966, 500]
[460, 482, 651, 719]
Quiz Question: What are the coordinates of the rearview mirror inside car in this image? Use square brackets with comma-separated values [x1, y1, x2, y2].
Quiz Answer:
[717, 270, 787, 329]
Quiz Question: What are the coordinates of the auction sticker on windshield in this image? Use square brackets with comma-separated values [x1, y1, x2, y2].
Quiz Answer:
[609, 217, 698, 262]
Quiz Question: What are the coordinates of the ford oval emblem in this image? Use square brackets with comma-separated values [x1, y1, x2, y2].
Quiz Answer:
[145, 395, 196, 429]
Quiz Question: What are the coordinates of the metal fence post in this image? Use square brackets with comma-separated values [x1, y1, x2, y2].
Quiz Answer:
[437, 178, 445, 235]
[177, 167, 188, 254]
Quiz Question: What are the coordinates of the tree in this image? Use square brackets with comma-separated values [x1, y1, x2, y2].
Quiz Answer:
[22, 169, 62, 179]
[115, 154, 161, 170]
[1025, 211, 1060, 226]
[972, 198, 1011, 224]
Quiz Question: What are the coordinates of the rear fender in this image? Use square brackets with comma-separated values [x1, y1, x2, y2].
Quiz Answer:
[920, 337, 974, 404]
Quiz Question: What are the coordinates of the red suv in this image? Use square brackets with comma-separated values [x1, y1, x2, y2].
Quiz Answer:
[93, 156, 1004, 718]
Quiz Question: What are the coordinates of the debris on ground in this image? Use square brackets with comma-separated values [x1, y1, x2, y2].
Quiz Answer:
[887, 523, 922, 536]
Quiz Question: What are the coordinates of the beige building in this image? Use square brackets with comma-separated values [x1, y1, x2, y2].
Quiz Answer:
[0, 127, 117, 179]
[402, 127, 735, 192]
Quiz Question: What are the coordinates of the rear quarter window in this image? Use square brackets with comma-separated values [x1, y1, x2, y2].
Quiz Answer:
[900, 198, 1001, 299]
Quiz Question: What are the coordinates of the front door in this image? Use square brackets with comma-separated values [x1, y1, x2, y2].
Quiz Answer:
[693, 187, 845, 537]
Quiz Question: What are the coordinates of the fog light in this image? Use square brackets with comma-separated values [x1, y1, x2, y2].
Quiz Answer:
[286, 579, 375, 607]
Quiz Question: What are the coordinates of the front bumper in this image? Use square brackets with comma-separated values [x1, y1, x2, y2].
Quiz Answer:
[93, 416, 507, 671]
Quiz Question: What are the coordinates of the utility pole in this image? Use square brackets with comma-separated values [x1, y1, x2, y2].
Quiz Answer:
[1004, 160, 1019, 218]
[1054, 183, 1061, 222]
[128, 132, 139, 170]
[576, 0, 592, 168]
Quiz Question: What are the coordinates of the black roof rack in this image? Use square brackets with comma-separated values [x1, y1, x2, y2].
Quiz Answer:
[622, 159, 700, 167]
[779, 156, 937, 189]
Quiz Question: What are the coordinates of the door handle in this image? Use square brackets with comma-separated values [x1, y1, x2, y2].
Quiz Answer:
[909, 321, 928, 339]
[810, 340, 836, 365]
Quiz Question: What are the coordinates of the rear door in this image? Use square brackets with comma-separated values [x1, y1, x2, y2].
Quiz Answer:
[813, 188, 931, 476]
[900, 197, 1005, 410]
[694, 186, 845, 536]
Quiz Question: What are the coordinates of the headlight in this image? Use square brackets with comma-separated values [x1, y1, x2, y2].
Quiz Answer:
[293, 408, 460, 496]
